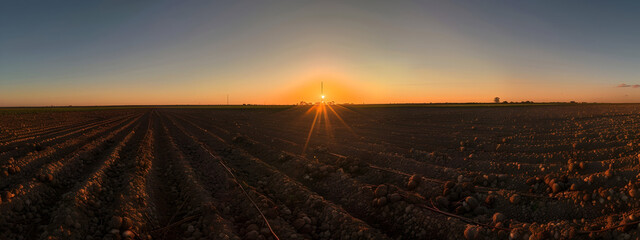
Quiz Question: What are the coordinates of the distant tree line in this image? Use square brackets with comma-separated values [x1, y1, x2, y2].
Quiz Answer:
[494, 97, 580, 104]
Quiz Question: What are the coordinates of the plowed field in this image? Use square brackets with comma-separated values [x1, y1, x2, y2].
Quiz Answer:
[2, 104, 640, 240]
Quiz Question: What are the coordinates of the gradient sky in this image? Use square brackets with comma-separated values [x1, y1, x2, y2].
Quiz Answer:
[2, 1, 640, 106]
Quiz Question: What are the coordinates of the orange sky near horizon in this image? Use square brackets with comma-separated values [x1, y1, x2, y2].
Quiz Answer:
[0, 69, 627, 106]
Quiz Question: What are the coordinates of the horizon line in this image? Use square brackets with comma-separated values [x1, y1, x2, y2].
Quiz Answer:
[1, 101, 636, 108]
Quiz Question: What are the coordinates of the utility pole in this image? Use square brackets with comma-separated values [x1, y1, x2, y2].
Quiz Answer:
[321, 82, 324, 102]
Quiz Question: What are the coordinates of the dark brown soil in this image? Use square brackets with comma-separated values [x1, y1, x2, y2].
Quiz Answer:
[2, 104, 640, 240]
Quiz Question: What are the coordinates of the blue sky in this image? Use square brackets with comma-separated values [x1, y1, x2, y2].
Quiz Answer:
[2, 1, 640, 106]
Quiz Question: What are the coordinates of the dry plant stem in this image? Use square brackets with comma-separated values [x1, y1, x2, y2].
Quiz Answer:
[577, 220, 640, 234]
[421, 193, 640, 236]
[150, 214, 202, 235]
[199, 143, 281, 240]
[422, 200, 513, 232]
[368, 165, 445, 183]
[328, 152, 347, 159]
[162, 195, 191, 239]
[368, 165, 412, 177]
[476, 187, 557, 200]
[399, 189, 513, 232]
[415, 190, 638, 235]
[368, 165, 555, 200]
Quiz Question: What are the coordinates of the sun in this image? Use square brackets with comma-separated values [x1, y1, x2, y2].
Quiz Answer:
[321, 95, 325, 99]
